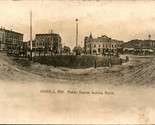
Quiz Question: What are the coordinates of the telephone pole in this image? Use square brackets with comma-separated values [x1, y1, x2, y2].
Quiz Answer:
[76, 18, 78, 48]
[75, 18, 79, 55]
[30, 10, 33, 60]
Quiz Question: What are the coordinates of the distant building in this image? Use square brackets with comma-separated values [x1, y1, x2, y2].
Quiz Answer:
[22, 41, 30, 49]
[22, 40, 35, 50]
[0, 28, 23, 50]
[35, 32, 62, 53]
[84, 34, 123, 54]
[124, 39, 155, 53]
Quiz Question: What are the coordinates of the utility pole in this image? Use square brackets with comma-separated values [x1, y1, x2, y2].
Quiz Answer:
[76, 19, 78, 48]
[30, 10, 33, 60]
[148, 34, 153, 52]
[50, 29, 53, 56]
[109, 38, 112, 67]
[76, 19, 78, 55]
[149, 34, 151, 40]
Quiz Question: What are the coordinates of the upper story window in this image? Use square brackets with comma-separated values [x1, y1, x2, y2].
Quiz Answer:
[94, 44, 96, 47]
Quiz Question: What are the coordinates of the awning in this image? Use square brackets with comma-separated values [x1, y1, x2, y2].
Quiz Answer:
[149, 49, 153, 52]
[134, 49, 141, 51]
[142, 49, 149, 51]
[128, 48, 134, 51]
[123, 48, 134, 51]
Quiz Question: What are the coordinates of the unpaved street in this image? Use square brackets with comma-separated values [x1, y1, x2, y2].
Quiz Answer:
[0, 53, 155, 123]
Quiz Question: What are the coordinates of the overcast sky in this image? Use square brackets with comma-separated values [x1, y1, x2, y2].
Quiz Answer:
[0, 0, 155, 49]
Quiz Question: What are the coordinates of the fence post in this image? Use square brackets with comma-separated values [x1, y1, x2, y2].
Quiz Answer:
[54, 58, 56, 68]
[94, 60, 97, 69]
[109, 57, 112, 67]
[120, 58, 122, 65]
[39, 50, 40, 57]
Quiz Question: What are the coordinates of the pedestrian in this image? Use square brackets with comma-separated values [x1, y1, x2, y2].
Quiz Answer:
[126, 56, 129, 62]
[120, 58, 122, 65]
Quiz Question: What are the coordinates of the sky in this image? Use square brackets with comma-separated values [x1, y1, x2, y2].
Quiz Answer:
[0, 0, 155, 49]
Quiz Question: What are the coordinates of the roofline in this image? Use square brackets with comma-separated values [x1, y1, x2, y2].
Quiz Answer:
[0, 28, 23, 35]
[36, 33, 60, 36]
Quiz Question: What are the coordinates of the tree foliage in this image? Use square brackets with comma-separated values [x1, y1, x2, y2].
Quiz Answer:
[63, 46, 71, 54]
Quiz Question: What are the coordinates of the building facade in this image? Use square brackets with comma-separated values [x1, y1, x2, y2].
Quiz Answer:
[124, 39, 155, 54]
[0, 28, 23, 50]
[22, 41, 30, 49]
[84, 34, 123, 54]
[35, 32, 62, 53]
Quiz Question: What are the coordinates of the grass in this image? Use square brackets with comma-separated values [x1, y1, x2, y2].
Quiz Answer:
[34, 55, 121, 69]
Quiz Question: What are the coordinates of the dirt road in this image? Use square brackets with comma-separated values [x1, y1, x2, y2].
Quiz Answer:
[0, 53, 155, 123]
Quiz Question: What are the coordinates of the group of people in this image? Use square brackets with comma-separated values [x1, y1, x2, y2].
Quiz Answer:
[102, 51, 120, 58]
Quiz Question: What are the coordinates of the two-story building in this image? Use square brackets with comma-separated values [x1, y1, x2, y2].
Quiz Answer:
[124, 39, 155, 54]
[84, 34, 123, 54]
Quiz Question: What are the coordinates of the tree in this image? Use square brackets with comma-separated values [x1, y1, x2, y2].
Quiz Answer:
[63, 46, 71, 54]
[73, 46, 82, 55]
[53, 41, 58, 55]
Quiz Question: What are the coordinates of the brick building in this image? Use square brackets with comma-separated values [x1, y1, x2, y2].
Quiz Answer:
[0, 28, 23, 50]
[123, 39, 155, 54]
[35, 32, 62, 53]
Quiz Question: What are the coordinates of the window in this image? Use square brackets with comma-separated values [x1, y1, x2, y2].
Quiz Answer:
[93, 50, 97, 53]
[94, 44, 96, 47]
[112, 45, 113, 48]
[103, 44, 104, 47]
[99, 45, 100, 48]
[98, 48, 100, 52]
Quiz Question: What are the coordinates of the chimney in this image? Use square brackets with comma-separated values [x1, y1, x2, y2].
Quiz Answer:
[51, 29, 53, 34]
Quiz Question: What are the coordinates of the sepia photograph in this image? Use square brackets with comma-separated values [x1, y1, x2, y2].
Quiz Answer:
[0, 0, 155, 124]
